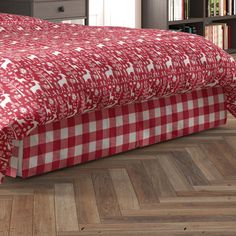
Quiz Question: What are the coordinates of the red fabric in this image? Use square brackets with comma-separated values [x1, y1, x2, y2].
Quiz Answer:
[8, 87, 226, 178]
[0, 13, 43, 24]
[0, 14, 235, 181]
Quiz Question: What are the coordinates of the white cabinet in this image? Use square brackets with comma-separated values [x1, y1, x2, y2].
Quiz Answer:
[89, 0, 141, 28]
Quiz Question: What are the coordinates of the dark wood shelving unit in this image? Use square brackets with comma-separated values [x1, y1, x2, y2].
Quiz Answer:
[168, 18, 204, 25]
[142, 0, 236, 54]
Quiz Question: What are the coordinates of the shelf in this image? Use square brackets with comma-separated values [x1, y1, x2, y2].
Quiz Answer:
[168, 15, 236, 26]
[168, 18, 204, 25]
[206, 15, 236, 21]
[226, 49, 236, 54]
[142, 0, 236, 53]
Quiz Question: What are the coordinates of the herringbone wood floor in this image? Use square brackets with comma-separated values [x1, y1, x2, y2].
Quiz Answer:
[0, 114, 235, 236]
[1, 54, 236, 236]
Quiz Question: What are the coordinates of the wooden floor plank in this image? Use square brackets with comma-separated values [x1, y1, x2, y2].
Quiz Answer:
[200, 143, 236, 176]
[142, 159, 177, 197]
[0, 198, 12, 236]
[109, 169, 140, 210]
[157, 153, 193, 191]
[214, 141, 236, 168]
[78, 221, 236, 232]
[55, 183, 79, 232]
[171, 150, 209, 186]
[186, 147, 223, 181]
[194, 185, 236, 191]
[121, 207, 236, 217]
[99, 215, 236, 224]
[126, 162, 159, 205]
[9, 195, 33, 236]
[159, 196, 236, 203]
[225, 137, 236, 153]
[33, 188, 56, 236]
[58, 232, 236, 236]
[74, 174, 101, 224]
[92, 170, 121, 218]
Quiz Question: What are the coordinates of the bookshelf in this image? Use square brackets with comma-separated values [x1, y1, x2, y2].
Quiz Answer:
[142, 0, 236, 54]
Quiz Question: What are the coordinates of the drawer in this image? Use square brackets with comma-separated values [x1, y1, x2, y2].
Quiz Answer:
[33, 0, 86, 19]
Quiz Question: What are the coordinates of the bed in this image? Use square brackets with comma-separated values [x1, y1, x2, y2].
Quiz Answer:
[0, 14, 235, 182]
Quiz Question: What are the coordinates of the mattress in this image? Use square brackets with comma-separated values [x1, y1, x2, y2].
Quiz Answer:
[7, 87, 226, 178]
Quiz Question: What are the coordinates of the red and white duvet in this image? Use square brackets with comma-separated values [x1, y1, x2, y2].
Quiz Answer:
[0, 14, 235, 181]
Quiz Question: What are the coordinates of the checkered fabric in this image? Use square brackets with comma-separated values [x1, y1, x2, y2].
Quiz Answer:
[137, 87, 227, 147]
[7, 87, 227, 178]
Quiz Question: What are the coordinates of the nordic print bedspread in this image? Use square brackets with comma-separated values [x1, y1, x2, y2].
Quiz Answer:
[0, 14, 235, 182]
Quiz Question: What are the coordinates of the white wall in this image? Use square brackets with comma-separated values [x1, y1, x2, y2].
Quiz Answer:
[89, 0, 104, 26]
[89, 0, 141, 28]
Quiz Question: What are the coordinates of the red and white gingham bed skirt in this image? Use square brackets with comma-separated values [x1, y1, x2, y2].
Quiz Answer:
[6, 87, 227, 178]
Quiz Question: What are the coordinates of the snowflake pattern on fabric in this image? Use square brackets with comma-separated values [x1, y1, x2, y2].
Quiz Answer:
[0, 14, 235, 182]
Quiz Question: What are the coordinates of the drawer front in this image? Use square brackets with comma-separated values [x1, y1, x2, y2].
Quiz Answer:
[33, 0, 86, 19]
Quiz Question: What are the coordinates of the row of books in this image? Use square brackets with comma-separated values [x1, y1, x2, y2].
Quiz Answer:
[168, 0, 236, 20]
[208, 0, 236, 17]
[168, 0, 190, 21]
[205, 23, 231, 49]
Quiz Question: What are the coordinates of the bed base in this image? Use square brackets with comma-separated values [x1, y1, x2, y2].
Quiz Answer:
[7, 87, 226, 178]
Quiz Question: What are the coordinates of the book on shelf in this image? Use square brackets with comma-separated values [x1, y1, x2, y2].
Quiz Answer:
[216, 0, 220, 15]
[208, 0, 214, 16]
[169, 0, 174, 21]
[205, 23, 230, 50]
[184, 0, 189, 19]
[168, 0, 190, 21]
[228, 0, 232, 15]
[208, 0, 236, 16]
[234, 0, 236, 14]
[174, 0, 183, 20]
